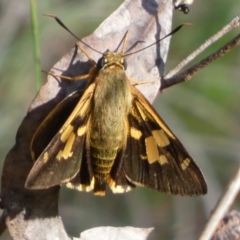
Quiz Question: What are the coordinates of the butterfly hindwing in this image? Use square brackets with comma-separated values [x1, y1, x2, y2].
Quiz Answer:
[123, 86, 207, 196]
[25, 83, 96, 189]
[64, 146, 94, 192]
[108, 146, 136, 193]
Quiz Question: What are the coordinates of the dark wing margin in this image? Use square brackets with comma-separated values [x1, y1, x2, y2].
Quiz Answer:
[123, 86, 207, 196]
[25, 83, 95, 190]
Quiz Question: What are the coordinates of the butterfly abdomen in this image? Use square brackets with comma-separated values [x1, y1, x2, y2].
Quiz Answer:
[89, 66, 132, 195]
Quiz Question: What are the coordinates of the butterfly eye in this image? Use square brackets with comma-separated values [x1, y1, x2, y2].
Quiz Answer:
[97, 57, 105, 69]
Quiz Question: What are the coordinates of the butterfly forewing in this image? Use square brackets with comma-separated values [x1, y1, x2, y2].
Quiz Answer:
[123, 86, 207, 196]
[25, 83, 95, 189]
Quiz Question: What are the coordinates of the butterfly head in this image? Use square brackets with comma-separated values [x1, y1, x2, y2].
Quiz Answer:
[97, 51, 127, 71]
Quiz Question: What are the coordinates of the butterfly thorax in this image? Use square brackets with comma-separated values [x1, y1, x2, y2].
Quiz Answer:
[89, 51, 132, 194]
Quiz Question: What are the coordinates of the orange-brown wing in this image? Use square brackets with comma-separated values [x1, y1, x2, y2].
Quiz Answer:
[123, 86, 207, 196]
[25, 84, 95, 190]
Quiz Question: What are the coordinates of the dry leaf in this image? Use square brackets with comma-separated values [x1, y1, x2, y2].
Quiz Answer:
[80, 226, 154, 240]
[1, 1, 173, 239]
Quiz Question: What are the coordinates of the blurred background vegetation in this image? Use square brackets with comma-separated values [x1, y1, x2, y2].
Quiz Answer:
[0, 0, 239, 239]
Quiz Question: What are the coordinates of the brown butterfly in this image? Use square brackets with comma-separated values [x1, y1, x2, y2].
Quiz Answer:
[25, 18, 207, 196]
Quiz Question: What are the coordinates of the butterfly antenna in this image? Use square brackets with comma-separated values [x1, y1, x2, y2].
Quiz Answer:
[124, 24, 186, 57]
[117, 30, 129, 55]
[43, 14, 102, 55]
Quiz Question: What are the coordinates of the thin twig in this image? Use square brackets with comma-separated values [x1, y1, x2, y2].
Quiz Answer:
[161, 31, 240, 90]
[198, 166, 240, 240]
[166, 14, 240, 79]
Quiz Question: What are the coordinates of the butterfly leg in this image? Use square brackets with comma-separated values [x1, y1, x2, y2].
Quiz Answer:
[42, 70, 91, 81]
[128, 77, 158, 86]
[76, 43, 96, 66]
[42, 44, 98, 82]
